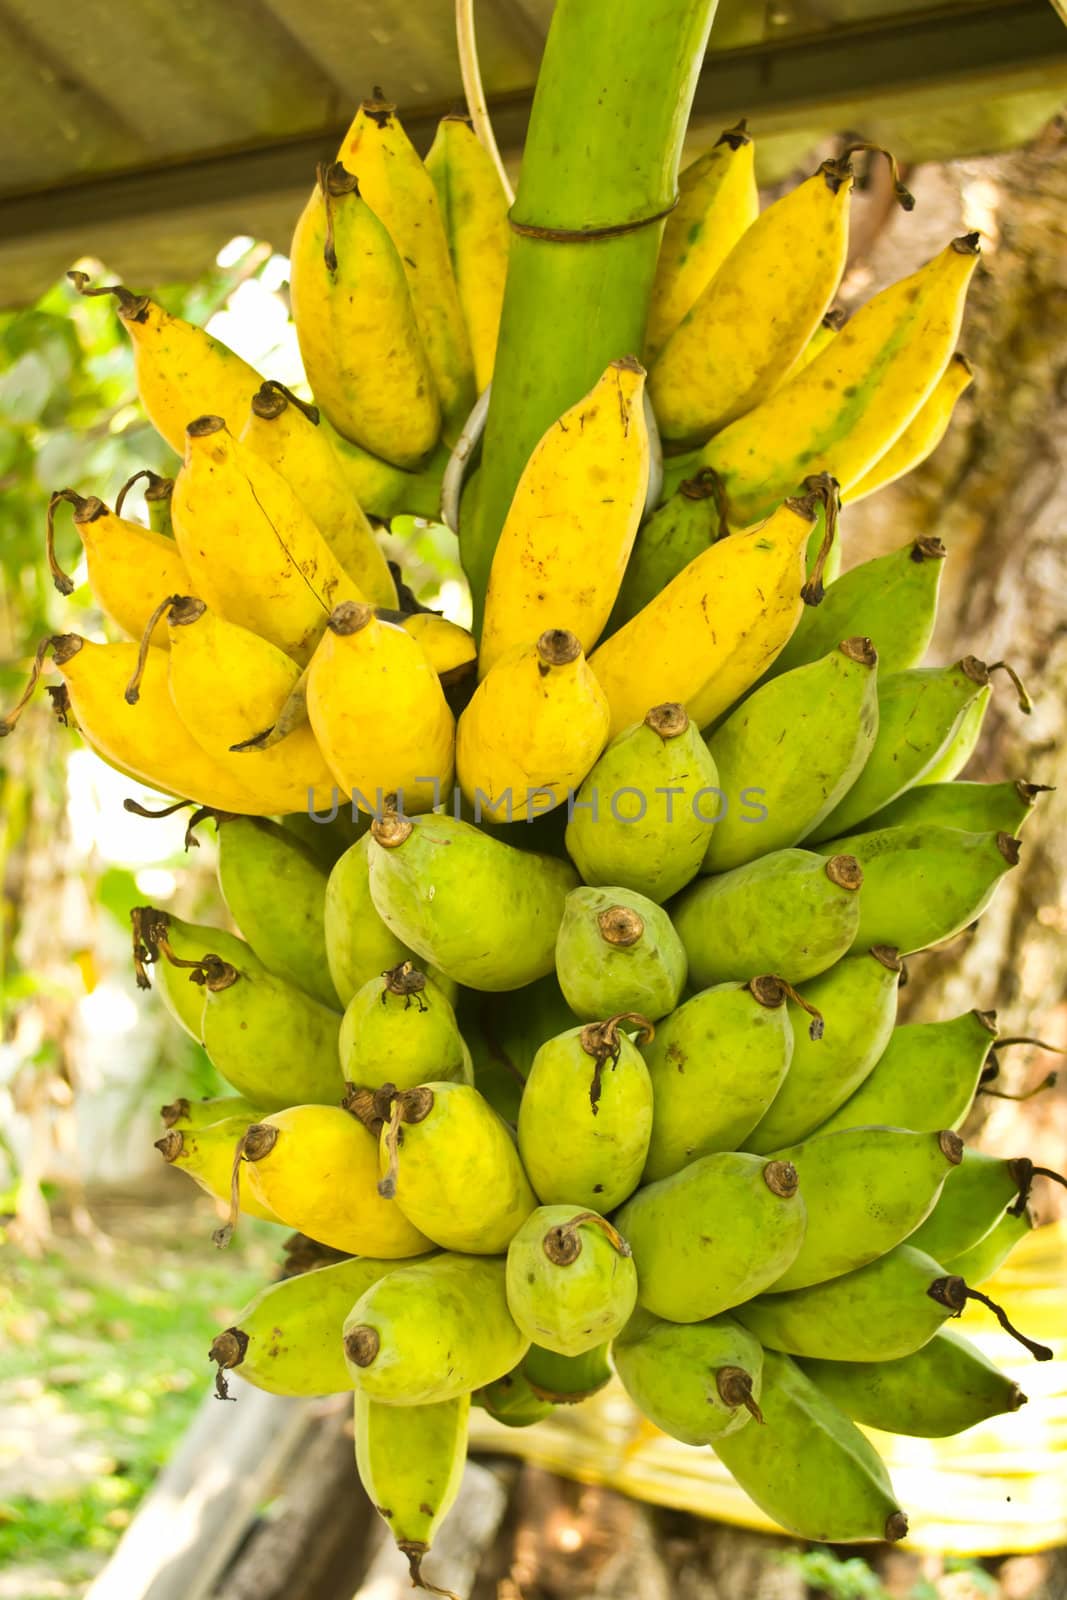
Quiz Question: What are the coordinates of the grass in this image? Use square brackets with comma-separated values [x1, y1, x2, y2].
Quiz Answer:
[0, 1184, 282, 1600]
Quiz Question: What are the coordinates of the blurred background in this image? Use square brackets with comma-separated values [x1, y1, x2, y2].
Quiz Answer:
[1, 2, 1066, 1596]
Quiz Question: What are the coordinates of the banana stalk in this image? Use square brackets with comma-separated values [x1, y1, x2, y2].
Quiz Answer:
[462, 0, 720, 630]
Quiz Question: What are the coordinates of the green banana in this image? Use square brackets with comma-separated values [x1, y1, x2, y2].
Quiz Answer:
[208, 1256, 396, 1397]
[554, 886, 687, 1022]
[458, 975, 576, 1126]
[712, 1349, 908, 1544]
[763, 536, 946, 683]
[672, 849, 863, 987]
[280, 808, 365, 871]
[801, 1327, 1026, 1438]
[916, 688, 991, 783]
[814, 825, 1020, 954]
[522, 1342, 613, 1402]
[763, 1127, 964, 1292]
[325, 834, 420, 1006]
[217, 816, 340, 1010]
[564, 703, 720, 902]
[505, 1206, 638, 1355]
[608, 483, 720, 630]
[372, 1082, 536, 1254]
[747, 948, 901, 1152]
[856, 779, 1046, 838]
[908, 1148, 1029, 1262]
[477, 1366, 556, 1427]
[160, 1092, 267, 1130]
[816, 1010, 999, 1136]
[343, 1254, 528, 1404]
[704, 639, 879, 871]
[131, 906, 267, 1043]
[944, 1204, 1035, 1283]
[808, 659, 1000, 844]
[517, 1016, 654, 1211]
[368, 812, 578, 990]
[613, 1152, 806, 1321]
[612, 1311, 764, 1443]
[354, 1391, 469, 1597]
[642, 978, 795, 1180]
[338, 963, 472, 1092]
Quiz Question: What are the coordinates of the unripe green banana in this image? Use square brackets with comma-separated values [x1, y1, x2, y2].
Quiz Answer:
[765, 536, 946, 682]
[370, 1082, 537, 1254]
[916, 687, 991, 784]
[554, 887, 687, 1021]
[523, 1342, 612, 1402]
[763, 1127, 964, 1291]
[131, 906, 267, 1043]
[856, 778, 1046, 838]
[216, 817, 339, 1010]
[614, 1152, 806, 1322]
[325, 834, 423, 1005]
[564, 703, 719, 902]
[642, 978, 795, 1180]
[189, 954, 344, 1110]
[477, 1366, 556, 1427]
[608, 485, 719, 630]
[354, 1391, 469, 1596]
[908, 1148, 1029, 1262]
[505, 1206, 638, 1355]
[459, 974, 576, 1126]
[338, 963, 472, 1092]
[208, 1256, 396, 1397]
[517, 1016, 654, 1211]
[944, 1204, 1035, 1283]
[672, 849, 863, 987]
[814, 825, 1020, 954]
[747, 948, 901, 1152]
[808, 659, 997, 843]
[704, 639, 879, 871]
[343, 1254, 528, 1404]
[800, 1326, 1027, 1438]
[816, 1010, 998, 1136]
[280, 808, 364, 871]
[612, 1311, 764, 1444]
[154, 1117, 281, 1224]
[160, 1092, 266, 1130]
[712, 1349, 908, 1544]
[368, 812, 578, 991]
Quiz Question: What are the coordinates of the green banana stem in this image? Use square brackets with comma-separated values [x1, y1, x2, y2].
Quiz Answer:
[462, 0, 720, 629]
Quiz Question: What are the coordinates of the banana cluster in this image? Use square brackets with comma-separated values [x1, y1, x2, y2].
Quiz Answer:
[7, 98, 1060, 1597]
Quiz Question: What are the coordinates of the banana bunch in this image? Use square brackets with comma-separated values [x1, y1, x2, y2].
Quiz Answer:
[8, 97, 1060, 1598]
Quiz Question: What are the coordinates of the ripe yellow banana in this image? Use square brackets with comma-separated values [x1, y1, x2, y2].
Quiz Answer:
[425, 115, 511, 393]
[172, 416, 362, 666]
[457, 630, 610, 821]
[649, 157, 855, 445]
[46, 490, 189, 647]
[695, 234, 981, 527]
[241, 382, 397, 606]
[339, 97, 477, 439]
[289, 163, 440, 467]
[590, 493, 823, 735]
[41, 636, 265, 812]
[141, 595, 337, 811]
[644, 120, 759, 363]
[846, 352, 974, 502]
[155, 1118, 281, 1224]
[307, 603, 455, 814]
[771, 307, 847, 391]
[479, 358, 650, 677]
[67, 272, 262, 454]
[399, 612, 477, 685]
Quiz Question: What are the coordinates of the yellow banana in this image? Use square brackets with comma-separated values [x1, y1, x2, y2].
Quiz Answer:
[307, 602, 455, 814]
[846, 352, 974, 502]
[649, 157, 855, 446]
[457, 630, 610, 821]
[590, 493, 823, 735]
[354, 1392, 469, 1596]
[425, 115, 510, 392]
[67, 272, 262, 454]
[39, 636, 266, 812]
[644, 120, 759, 363]
[695, 234, 982, 527]
[155, 1118, 282, 1224]
[139, 595, 337, 811]
[339, 97, 476, 438]
[172, 416, 362, 666]
[289, 163, 440, 467]
[400, 611, 478, 686]
[46, 490, 189, 647]
[241, 382, 397, 606]
[479, 358, 650, 677]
